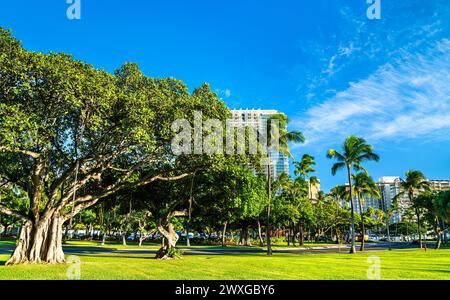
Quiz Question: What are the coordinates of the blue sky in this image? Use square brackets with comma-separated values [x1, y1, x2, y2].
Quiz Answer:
[1, 0, 449, 191]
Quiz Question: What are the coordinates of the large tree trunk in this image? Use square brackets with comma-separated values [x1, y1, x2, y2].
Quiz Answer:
[155, 222, 179, 259]
[6, 214, 65, 265]
[138, 234, 149, 247]
[239, 226, 252, 246]
[436, 233, 442, 250]
[335, 229, 340, 244]
[299, 224, 304, 246]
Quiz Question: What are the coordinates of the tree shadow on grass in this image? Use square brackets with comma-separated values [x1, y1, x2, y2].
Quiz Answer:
[81, 254, 155, 260]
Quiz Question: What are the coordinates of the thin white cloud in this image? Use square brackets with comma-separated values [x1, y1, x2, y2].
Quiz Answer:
[295, 1, 447, 103]
[215, 88, 232, 99]
[293, 39, 450, 145]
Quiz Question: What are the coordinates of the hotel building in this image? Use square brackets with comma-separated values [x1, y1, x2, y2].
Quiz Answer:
[230, 109, 289, 180]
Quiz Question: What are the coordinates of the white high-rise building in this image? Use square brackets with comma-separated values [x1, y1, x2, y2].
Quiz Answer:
[375, 177, 450, 223]
[339, 176, 450, 224]
[377, 177, 401, 223]
[230, 109, 289, 180]
[353, 194, 383, 215]
[340, 177, 405, 223]
[429, 180, 450, 192]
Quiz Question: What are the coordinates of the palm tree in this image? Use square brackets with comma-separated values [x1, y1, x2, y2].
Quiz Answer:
[327, 136, 380, 254]
[294, 154, 317, 200]
[294, 154, 316, 180]
[265, 114, 304, 255]
[273, 172, 294, 194]
[395, 170, 430, 248]
[352, 172, 380, 251]
[415, 191, 443, 249]
[328, 185, 347, 243]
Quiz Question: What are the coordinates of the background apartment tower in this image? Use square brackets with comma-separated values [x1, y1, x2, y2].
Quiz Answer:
[341, 176, 404, 223]
[230, 109, 289, 180]
[429, 180, 450, 192]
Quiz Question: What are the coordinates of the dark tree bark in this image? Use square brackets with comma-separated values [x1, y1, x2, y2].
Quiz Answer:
[299, 224, 305, 246]
[239, 226, 252, 246]
[335, 229, 340, 244]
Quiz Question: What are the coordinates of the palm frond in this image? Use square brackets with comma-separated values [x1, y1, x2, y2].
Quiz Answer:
[331, 162, 346, 176]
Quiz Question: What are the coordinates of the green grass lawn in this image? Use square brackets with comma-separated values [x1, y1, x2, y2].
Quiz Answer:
[0, 246, 449, 280]
[0, 239, 339, 251]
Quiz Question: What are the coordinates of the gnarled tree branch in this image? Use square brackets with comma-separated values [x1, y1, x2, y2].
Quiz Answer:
[0, 203, 28, 222]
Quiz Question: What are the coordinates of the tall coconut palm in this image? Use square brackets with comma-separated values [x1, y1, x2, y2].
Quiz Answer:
[397, 171, 430, 248]
[327, 136, 380, 254]
[352, 172, 380, 251]
[395, 170, 430, 248]
[294, 154, 316, 180]
[265, 114, 304, 255]
[294, 154, 318, 201]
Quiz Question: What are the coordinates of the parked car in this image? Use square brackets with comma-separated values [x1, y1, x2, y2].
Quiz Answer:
[368, 235, 380, 242]
[177, 232, 194, 238]
[355, 234, 369, 242]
